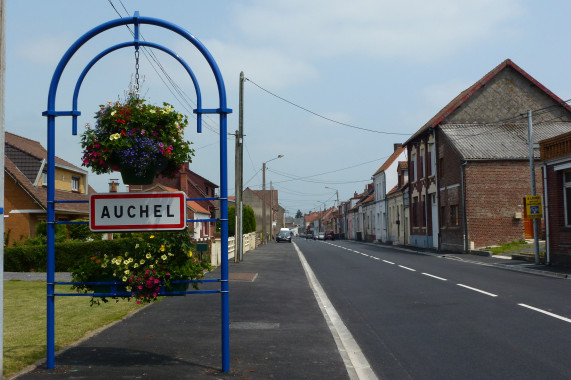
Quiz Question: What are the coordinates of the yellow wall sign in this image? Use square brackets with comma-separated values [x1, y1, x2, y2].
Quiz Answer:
[524, 195, 542, 219]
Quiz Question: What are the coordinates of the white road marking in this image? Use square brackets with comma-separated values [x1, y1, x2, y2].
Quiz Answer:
[398, 265, 416, 272]
[422, 273, 447, 281]
[372, 257, 380, 260]
[518, 304, 571, 324]
[457, 284, 498, 297]
[382, 260, 395, 265]
[294, 243, 378, 380]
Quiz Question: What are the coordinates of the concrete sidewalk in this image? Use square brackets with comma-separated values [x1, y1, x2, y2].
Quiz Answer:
[12, 243, 350, 379]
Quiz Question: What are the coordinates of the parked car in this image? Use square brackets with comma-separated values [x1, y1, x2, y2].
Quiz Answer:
[317, 232, 325, 240]
[306, 232, 314, 240]
[324, 230, 335, 240]
[276, 230, 292, 243]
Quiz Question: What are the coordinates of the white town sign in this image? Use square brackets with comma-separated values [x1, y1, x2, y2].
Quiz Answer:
[89, 192, 187, 232]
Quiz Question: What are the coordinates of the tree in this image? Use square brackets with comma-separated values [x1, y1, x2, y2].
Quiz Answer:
[243, 205, 256, 234]
[228, 206, 236, 237]
[228, 205, 256, 236]
[295, 209, 303, 218]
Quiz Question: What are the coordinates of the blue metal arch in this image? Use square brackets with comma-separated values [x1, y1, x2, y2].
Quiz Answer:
[71, 41, 204, 135]
[43, 12, 230, 372]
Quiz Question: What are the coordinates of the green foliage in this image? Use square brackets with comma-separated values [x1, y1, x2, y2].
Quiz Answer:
[67, 219, 103, 241]
[4, 238, 139, 272]
[228, 206, 236, 237]
[243, 205, 256, 234]
[295, 209, 303, 218]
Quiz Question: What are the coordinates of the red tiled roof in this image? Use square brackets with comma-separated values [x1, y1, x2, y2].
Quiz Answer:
[404, 59, 571, 145]
[386, 185, 399, 196]
[373, 146, 406, 176]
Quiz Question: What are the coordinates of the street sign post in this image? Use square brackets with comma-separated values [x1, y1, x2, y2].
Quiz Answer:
[524, 195, 542, 219]
[89, 192, 187, 232]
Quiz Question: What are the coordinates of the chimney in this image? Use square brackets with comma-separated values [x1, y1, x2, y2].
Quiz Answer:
[180, 166, 188, 196]
[394, 143, 403, 152]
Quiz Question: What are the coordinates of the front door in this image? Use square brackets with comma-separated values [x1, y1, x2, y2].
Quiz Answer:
[524, 217, 533, 238]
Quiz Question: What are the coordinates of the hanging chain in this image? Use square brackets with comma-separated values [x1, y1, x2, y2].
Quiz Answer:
[134, 48, 140, 98]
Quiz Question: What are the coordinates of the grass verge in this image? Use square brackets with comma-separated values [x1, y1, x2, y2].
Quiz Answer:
[485, 239, 530, 255]
[4, 280, 143, 377]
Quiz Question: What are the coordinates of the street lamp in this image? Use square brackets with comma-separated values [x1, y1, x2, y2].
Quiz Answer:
[262, 154, 284, 244]
[325, 186, 340, 234]
[315, 200, 326, 234]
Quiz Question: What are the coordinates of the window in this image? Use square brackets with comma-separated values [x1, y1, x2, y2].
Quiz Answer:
[450, 205, 459, 226]
[42, 171, 47, 186]
[72, 176, 80, 192]
[411, 153, 416, 182]
[565, 171, 571, 226]
[420, 151, 424, 179]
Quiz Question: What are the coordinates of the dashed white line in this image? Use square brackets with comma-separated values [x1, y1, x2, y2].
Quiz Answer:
[372, 257, 380, 261]
[398, 265, 416, 272]
[457, 284, 498, 297]
[518, 304, 571, 324]
[382, 260, 395, 265]
[422, 273, 447, 281]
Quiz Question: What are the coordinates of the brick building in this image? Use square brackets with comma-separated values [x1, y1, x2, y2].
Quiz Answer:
[4, 132, 92, 245]
[404, 59, 571, 251]
[129, 162, 218, 238]
[540, 131, 571, 266]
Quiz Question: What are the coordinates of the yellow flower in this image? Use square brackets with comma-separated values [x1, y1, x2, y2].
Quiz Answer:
[126, 286, 132, 292]
[161, 255, 167, 260]
[124, 270, 130, 275]
[122, 276, 127, 282]
[149, 265, 154, 269]
[149, 109, 156, 114]
[111, 110, 116, 116]
[150, 235, 155, 239]
[133, 263, 139, 268]
[140, 259, 145, 265]
[188, 250, 193, 257]
[146, 253, 152, 259]
[160, 245, 166, 252]
[135, 244, 139, 248]
[109, 133, 121, 140]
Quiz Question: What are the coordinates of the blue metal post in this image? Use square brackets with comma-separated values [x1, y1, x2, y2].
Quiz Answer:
[46, 115, 56, 369]
[220, 111, 229, 372]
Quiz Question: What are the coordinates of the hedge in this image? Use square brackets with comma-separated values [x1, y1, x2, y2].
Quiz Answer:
[4, 238, 139, 272]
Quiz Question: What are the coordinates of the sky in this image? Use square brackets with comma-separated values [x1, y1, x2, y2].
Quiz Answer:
[4, 0, 571, 216]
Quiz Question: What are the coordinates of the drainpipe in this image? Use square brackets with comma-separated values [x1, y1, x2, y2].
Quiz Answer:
[542, 164, 550, 265]
[461, 160, 468, 252]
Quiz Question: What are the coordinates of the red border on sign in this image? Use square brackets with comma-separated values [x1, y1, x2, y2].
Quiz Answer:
[89, 192, 186, 231]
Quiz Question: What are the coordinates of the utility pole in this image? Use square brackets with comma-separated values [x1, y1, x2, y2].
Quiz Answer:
[234, 72, 244, 262]
[270, 181, 274, 240]
[528, 110, 540, 264]
[0, 0, 6, 371]
[262, 162, 266, 244]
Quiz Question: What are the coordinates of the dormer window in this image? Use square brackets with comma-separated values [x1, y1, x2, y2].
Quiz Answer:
[42, 171, 47, 186]
[72, 176, 80, 192]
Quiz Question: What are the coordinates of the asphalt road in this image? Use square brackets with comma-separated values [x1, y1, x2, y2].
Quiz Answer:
[294, 238, 571, 380]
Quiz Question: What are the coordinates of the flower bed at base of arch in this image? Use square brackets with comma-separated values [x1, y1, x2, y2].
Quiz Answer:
[79, 93, 194, 185]
[71, 230, 211, 305]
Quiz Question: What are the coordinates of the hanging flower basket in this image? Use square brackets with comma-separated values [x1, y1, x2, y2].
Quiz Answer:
[80, 94, 194, 185]
[71, 230, 211, 305]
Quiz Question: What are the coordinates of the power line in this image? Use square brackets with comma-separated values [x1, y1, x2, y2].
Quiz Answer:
[244, 77, 410, 136]
[109, 1, 221, 135]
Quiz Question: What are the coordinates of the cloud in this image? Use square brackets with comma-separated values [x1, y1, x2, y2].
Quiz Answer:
[233, 0, 523, 61]
[16, 36, 71, 66]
